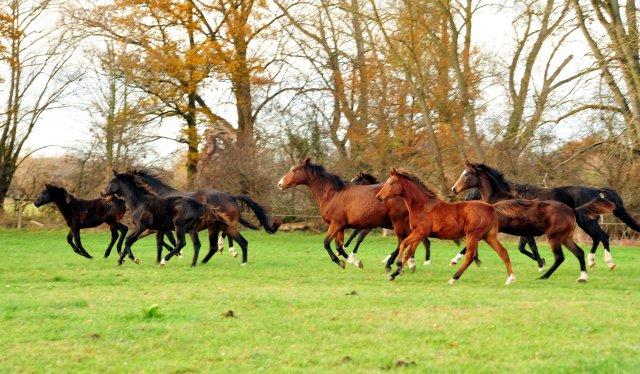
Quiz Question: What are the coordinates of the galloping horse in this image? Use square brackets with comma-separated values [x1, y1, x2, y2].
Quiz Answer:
[278, 157, 415, 269]
[101, 171, 230, 267]
[34, 184, 128, 259]
[131, 170, 281, 265]
[377, 169, 534, 284]
[452, 162, 616, 281]
[451, 172, 640, 271]
[347, 171, 432, 270]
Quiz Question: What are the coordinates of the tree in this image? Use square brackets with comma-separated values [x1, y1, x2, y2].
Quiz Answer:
[0, 0, 82, 210]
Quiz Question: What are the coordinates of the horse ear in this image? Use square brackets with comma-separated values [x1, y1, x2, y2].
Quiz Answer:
[302, 156, 310, 165]
[358, 170, 364, 177]
[112, 169, 118, 177]
[464, 160, 472, 167]
[44, 183, 49, 189]
[389, 168, 397, 176]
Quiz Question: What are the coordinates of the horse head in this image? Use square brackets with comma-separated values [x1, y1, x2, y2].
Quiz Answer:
[278, 156, 311, 190]
[376, 169, 403, 202]
[33, 183, 52, 207]
[101, 170, 123, 201]
[452, 160, 480, 195]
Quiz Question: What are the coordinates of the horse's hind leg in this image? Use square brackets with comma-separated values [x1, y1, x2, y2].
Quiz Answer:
[584, 219, 613, 271]
[522, 237, 546, 271]
[351, 229, 370, 255]
[189, 229, 202, 267]
[104, 226, 118, 258]
[344, 229, 360, 249]
[539, 237, 565, 280]
[217, 232, 226, 254]
[72, 230, 93, 259]
[341, 231, 364, 269]
[161, 227, 186, 266]
[156, 232, 165, 263]
[115, 223, 128, 256]
[389, 232, 423, 281]
[323, 225, 345, 269]
[67, 230, 83, 256]
[227, 231, 248, 265]
[450, 246, 467, 266]
[482, 231, 515, 285]
[227, 232, 238, 258]
[203, 225, 223, 264]
[563, 236, 589, 282]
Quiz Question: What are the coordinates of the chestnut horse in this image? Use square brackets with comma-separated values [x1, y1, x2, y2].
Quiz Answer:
[377, 169, 534, 284]
[347, 171, 432, 270]
[278, 157, 420, 270]
[452, 162, 616, 281]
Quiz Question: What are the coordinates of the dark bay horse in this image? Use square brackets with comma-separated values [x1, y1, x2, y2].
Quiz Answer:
[348, 171, 432, 270]
[131, 170, 281, 265]
[101, 171, 230, 267]
[278, 157, 416, 270]
[453, 172, 640, 271]
[452, 162, 616, 281]
[376, 169, 534, 284]
[34, 184, 128, 259]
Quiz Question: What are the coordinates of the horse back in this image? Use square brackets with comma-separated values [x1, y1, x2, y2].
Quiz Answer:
[326, 184, 392, 229]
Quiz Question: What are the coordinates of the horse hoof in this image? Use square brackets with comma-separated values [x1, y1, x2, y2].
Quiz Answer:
[449, 261, 457, 267]
[233, 252, 239, 258]
[158, 263, 165, 268]
[424, 260, 431, 266]
[241, 262, 247, 266]
[358, 261, 364, 269]
[577, 278, 588, 283]
[117, 261, 123, 266]
[399, 269, 404, 276]
[608, 263, 616, 272]
[538, 258, 546, 271]
[384, 267, 391, 273]
[388, 276, 395, 281]
[475, 259, 482, 267]
[589, 264, 595, 271]
[338, 260, 345, 269]
[134, 258, 139, 265]
[447, 278, 456, 284]
[505, 274, 516, 285]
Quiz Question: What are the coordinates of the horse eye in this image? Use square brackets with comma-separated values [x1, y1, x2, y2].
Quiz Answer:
[390, 182, 394, 185]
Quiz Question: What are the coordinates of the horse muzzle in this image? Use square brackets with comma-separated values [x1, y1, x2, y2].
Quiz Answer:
[451, 187, 459, 195]
[376, 195, 384, 202]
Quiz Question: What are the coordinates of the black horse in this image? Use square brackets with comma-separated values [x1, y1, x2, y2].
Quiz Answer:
[100, 170, 230, 267]
[131, 170, 281, 265]
[347, 171, 432, 269]
[34, 184, 128, 259]
[452, 177, 640, 271]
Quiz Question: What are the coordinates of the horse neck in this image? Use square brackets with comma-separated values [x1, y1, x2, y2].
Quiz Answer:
[50, 192, 72, 215]
[117, 179, 147, 207]
[477, 172, 514, 203]
[141, 178, 179, 196]
[399, 180, 434, 214]
[305, 173, 336, 208]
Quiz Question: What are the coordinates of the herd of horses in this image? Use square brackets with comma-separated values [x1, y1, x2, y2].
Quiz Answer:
[34, 158, 640, 285]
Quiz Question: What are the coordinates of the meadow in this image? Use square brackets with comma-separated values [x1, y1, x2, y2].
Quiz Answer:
[0, 228, 639, 373]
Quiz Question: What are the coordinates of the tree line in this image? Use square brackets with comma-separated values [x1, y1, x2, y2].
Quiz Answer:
[2, 0, 640, 221]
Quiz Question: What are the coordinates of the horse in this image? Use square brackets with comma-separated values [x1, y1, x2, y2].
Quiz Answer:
[451, 173, 640, 271]
[130, 170, 281, 265]
[376, 168, 535, 284]
[100, 170, 230, 267]
[452, 161, 616, 281]
[34, 184, 128, 259]
[278, 157, 417, 270]
[348, 171, 432, 269]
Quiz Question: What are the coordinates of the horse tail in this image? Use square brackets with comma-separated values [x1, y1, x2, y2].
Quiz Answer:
[597, 187, 640, 231]
[493, 199, 534, 216]
[233, 195, 281, 234]
[201, 205, 231, 228]
[574, 197, 616, 220]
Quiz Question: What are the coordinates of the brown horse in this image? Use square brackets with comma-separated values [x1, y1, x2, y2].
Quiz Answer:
[278, 157, 418, 270]
[376, 169, 534, 284]
[451, 161, 616, 281]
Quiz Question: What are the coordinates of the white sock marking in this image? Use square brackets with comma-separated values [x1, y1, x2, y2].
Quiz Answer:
[587, 252, 595, 268]
[381, 255, 392, 264]
[450, 253, 464, 265]
[160, 259, 166, 265]
[408, 257, 416, 270]
[218, 236, 224, 251]
[424, 260, 431, 266]
[578, 271, 588, 282]
[505, 274, 516, 285]
[604, 250, 615, 268]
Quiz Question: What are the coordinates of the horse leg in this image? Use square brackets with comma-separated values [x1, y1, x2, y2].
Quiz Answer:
[225, 228, 249, 265]
[585, 219, 613, 271]
[323, 225, 345, 269]
[203, 224, 224, 263]
[217, 232, 226, 254]
[448, 237, 481, 284]
[423, 238, 431, 265]
[521, 237, 546, 271]
[341, 231, 364, 269]
[115, 223, 128, 256]
[156, 232, 165, 263]
[227, 232, 238, 258]
[72, 230, 93, 259]
[539, 237, 565, 280]
[160, 227, 187, 266]
[384, 227, 407, 270]
[450, 246, 467, 266]
[404, 242, 421, 273]
[120, 226, 144, 265]
[578, 220, 601, 270]
[164, 230, 182, 258]
[351, 229, 370, 255]
[344, 229, 360, 249]
[389, 232, 423, 281]
[481, 228, 516, 285]
[563, 236, 589, 283]
[66, 230, 83, 256]
[104, 226, 118, 258]
[190, 228, 202, 267]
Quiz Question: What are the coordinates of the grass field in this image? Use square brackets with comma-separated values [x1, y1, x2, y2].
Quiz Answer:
[1, 229, 639, 373]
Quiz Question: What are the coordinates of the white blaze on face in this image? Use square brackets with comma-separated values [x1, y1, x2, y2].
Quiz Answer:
[453, 170, 466, 192]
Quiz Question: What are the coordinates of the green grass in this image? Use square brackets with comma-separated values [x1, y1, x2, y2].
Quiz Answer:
[0, 229, 639, 373]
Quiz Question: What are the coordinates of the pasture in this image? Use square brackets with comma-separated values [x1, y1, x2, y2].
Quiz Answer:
[1, 229, 639, 373]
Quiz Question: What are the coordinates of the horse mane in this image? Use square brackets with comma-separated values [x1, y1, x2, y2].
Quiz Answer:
[121, 170, 157, 196]
[471, 163, 515, 194]
[395, 169, 441, 200]
[303, 160, 347, 191]
[358, 171, 380, 184]
[47, 184, 77, 203]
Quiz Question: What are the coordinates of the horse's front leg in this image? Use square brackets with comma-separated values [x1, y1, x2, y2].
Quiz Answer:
[340, 230, 363, 269]
[156, 231, 166, 263]
[160, 226, 187, 266]
[115, 223, 128, 256]
[104, 226, 118, 258]
[202, 224, 224, 264]
[72, 229, 93, 259]
[324, 224, 345, 269]
[389, 231, 423, 281]
[120, 226, 144, 265]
